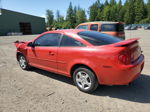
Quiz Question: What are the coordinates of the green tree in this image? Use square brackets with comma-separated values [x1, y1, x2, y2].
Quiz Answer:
[89, 0, 102, 21]
[53, 15, 65, 29]
[104, 0, 109, 6]
[89, 2, 98, 21]
[73, 6, 77, 26]
[124, 0, 135, 24]
[95, 0, 103, 21]
[109, 4, 118, 21]
[147, 0, 150, 19]
[66, 2, 75, 28]
[117, 0, 125, 21]
[76, 9, 87, 25]
[139, 0, 149, 23]
[102, 6, 111, 21]
[95, 8, 102, 21]
[56, 10, 60, 22]
[110, 0, 116, 6]
[46, 9, 54, 28]
[134, 0, 145, 23]
[62, 21, 71, 29]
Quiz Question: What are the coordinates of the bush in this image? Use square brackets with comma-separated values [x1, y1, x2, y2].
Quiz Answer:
[139, 18, 150, 24]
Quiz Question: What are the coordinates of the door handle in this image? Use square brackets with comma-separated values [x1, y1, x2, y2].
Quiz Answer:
[49, 51, 55, 56]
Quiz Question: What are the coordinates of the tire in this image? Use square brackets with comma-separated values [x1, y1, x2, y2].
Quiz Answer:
[73, 67, 99, 93]
[18, 54, 31, 70]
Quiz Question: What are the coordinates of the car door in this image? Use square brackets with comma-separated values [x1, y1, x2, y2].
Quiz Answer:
[27, 33, 61, 73]
[57, 35, 85, 76]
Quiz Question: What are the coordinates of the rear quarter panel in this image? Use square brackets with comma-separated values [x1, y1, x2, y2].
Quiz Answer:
[57, 47, 97, 77]
[57, 45, 124, 84]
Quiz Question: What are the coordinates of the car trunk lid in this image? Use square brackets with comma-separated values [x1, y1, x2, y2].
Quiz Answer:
[113, 38, 142, 64]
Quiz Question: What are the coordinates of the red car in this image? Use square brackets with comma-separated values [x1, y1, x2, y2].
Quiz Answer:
[14, 29, 144, 93]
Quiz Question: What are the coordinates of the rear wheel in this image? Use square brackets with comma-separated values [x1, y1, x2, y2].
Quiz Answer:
[18, 55, 30, 70]
[73, 67, 98, 93]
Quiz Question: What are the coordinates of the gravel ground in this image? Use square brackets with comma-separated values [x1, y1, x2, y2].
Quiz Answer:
[0, 30, 150, 112]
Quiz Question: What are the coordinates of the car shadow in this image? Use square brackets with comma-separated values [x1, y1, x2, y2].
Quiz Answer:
[92, 74, 150, 103]
[31, 68, 150, 103]
[31, 68, 74, 86]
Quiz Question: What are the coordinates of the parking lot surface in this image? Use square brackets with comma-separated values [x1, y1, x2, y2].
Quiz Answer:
[0, 30, 150, 112]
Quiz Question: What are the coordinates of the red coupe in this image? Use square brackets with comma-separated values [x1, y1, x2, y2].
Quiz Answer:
[14, 30, 144, 93]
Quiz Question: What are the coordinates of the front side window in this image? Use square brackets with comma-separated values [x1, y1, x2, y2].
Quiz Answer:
[60, 35, 85, 47]
[76, 25, 88, 30]
[90, 24, 98, 31]
[78, 31, 121, 46]
[34, 33, 61, 46]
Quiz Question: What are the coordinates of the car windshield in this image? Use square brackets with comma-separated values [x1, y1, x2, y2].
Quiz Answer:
[78, 31, 122, 46]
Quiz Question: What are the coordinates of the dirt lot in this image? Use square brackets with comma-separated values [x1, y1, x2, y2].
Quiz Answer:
[0, 30, 150, 112]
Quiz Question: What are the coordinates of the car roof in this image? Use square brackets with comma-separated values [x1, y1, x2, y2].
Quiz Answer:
[44, 29, 85, 34]
[78, 21, 124, 25]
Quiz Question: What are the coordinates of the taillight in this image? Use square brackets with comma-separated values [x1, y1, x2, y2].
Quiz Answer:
[118, 54, 131, 65]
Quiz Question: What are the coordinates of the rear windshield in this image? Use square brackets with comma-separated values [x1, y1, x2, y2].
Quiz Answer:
[101, 24, 124, 32]
[78, 31, 122, 46]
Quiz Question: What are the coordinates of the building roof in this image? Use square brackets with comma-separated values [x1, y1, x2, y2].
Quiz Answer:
[1, 8, 45, 19]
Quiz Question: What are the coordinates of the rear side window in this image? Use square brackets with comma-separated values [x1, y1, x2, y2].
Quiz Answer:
[76, 25, 88, 30]
[101, 24, 124, 32]
[78, 31, 121, 46]
[60, 35, 85, 47]
[90, 24, 98, 31]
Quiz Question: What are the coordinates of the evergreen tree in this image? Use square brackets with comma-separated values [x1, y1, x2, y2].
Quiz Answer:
[104, 0, 109, 6]
[46, 9, 54, 28]
[76, 9, 87, 25]
[105, 0, 117, 21]
[102, 6, 111, 21]
[66, 2, 75, 28]
[134, 0, 145, 23]
[45, 0, 150, 29]
[110, 0, 116, 6]
[124, 0, 135, 24]
[89, 0, 101, 21]
[56, 10, 60, 22]
[95, 8, 102, 21]
[148, 0, 150, 19]
[117, 0, 125, 21]
[96, 0, 101, 8]
[73, 6, 77, 25]
[109, 4, 118, 21]
[54, 11, 65, 29]
[89, 2, 98, 21]
[119, 7, 126, 22]
[118, 0, 122, 11]
[95, 0, 102, 21]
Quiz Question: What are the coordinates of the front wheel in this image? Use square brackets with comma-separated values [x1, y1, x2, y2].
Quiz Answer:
[18, 55, 30, 70]
[73, 67, 98, 93]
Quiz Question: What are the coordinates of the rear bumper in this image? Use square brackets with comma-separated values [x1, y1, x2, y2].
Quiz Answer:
[97, 54, 144, 85]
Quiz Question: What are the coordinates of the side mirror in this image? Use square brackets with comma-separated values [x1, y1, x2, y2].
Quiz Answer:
[27, 42, 35, 47]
